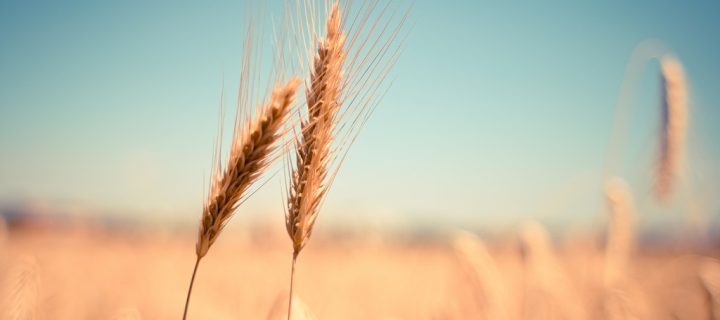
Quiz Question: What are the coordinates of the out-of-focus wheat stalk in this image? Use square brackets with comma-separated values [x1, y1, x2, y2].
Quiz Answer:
[196, 79, 301, 260]
[519, 222, 587, 320]
[184, 79, 301, 320]
[699, 258, 720, 320]
[603, 177, 635, 287]
[452, 230, 512, 319]
[283, 1, 407, 319]
[655, 55, 688, 201]
[604, 40, 667, 181]
[1, 256, 40, 320]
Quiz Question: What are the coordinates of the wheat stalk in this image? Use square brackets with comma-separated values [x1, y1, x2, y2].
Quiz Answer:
[656, 55, 688, 201]
[183, 78, 300, 320]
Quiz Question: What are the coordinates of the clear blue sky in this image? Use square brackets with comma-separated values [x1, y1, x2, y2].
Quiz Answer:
[1, 0, 719, 232]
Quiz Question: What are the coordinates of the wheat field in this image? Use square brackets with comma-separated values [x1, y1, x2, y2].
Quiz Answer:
[0, 221, 716, 319]
[1, 1, 718, 319]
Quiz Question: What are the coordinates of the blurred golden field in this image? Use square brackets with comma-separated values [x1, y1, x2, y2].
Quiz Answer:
[1, 220, 718, 319]
[1, 1, 719, 319]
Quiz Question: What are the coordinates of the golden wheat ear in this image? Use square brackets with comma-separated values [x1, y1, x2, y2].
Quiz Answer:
[281, 1, 409, 319]
[196, 78, 301, 259]
[655, 55, 688, 201]
[183, 78, 300, 320]
[285, 3, 345, 258]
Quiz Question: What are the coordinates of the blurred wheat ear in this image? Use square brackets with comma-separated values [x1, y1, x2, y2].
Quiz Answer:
[183, 78, 301, 320]
[604, 43, 688, 204]
[452, 230, 512, 320]
[196, 78, 301, 259]
[656, 55, 688, 201]
[1, 256, 40, 320]
[603, 176, 635, 288]
[282, 0, 407, 319]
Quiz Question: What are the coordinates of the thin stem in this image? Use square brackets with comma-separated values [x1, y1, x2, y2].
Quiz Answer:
[287, 251, 299, 320]
[183, 256, 201, 320]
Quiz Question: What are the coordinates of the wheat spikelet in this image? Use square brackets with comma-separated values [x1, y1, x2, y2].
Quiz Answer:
[656, 55, 688, 200]
[1, 256, 40, 320]
[452, 230, 512, 320]
[603, 176, 635, 287]
[283, 6, 346, 319]
[197, 78, 301, 258]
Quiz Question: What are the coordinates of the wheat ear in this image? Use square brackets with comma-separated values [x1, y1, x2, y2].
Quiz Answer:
[656, 55, 688, 200]
[282, 1, 407, 318]
[197, 78, 301, 258]
[286, 3, 345, 258]
[284, 5, 345, 319]
[183, 78, 300, 320]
